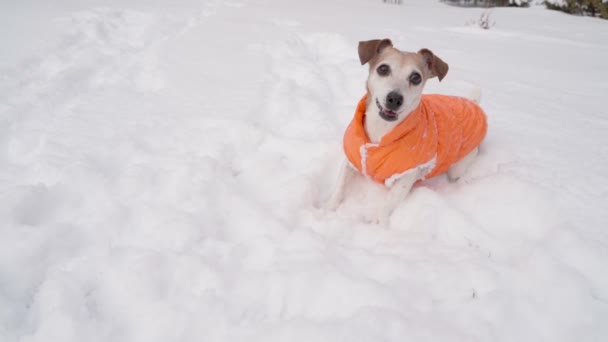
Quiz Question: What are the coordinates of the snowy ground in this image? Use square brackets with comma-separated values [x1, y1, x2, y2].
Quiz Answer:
[1, 0, 608, 341]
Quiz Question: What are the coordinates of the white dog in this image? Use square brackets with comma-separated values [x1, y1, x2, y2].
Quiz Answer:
[327, 39, 488, 224]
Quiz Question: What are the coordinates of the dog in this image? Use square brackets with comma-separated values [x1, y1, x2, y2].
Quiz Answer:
[327, 38, 487, 224]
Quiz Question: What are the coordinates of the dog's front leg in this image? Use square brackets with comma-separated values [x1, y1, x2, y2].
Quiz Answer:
[375, 171, 419, 225]
[326, 160, 357, 210]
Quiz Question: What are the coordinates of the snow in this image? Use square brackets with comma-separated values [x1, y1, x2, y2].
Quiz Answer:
[1, 0, 608, 341]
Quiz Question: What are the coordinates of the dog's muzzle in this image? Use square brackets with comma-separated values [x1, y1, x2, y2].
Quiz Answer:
[376, 98, 399, 122]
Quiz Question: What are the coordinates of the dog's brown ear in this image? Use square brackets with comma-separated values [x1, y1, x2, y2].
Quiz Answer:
[418, 48, 449, 81]
[358, 39, 393, 65]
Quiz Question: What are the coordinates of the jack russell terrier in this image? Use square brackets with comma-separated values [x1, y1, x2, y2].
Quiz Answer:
[327, 38, 487, 224]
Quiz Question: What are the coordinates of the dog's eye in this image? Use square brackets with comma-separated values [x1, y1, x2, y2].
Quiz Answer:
[377, 64, 390, 76]
[409, 72, 422, 85]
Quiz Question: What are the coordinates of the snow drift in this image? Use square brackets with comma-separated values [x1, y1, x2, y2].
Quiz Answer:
[1, 0, 607, 341]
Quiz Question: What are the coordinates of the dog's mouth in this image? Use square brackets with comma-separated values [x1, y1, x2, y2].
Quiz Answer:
[375, 98, 399, 122]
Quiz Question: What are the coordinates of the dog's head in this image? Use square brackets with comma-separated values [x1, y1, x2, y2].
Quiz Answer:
[358, 39, 449, 122]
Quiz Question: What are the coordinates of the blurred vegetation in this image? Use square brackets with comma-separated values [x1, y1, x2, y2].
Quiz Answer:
[545, 0, 608, 19]
[441, 0, 530, 7]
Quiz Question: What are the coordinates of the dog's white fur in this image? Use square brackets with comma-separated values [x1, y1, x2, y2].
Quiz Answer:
[364, 52, 427, 143]
[327, 40, 481, 225]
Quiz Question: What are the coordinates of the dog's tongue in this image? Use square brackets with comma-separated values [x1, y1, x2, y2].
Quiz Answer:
[384, 110, 397, 118]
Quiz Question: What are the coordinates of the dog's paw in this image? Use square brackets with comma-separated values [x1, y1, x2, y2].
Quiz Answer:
[366, 207, 390, 226]
[324, 195, 342, 212]
[310, 205, 329, 220]
[377, 213, 390, 226]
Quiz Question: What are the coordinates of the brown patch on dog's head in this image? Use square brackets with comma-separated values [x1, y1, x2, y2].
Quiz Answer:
[358, 39, 393, 65]
[417, 48, 449, 81]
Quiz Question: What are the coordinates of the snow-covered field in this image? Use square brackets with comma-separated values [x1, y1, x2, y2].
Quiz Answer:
[1, 0, 607, 341]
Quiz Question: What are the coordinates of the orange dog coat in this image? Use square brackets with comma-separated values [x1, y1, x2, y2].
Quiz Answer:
[343, 94, 487, 186]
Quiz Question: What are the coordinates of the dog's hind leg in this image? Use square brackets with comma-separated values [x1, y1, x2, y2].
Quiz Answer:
[468, 85, 482, 104]
[447, 148, 478, 182]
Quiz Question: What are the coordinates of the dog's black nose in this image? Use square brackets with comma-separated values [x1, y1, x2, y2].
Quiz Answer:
[386, 91, 403, 110]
